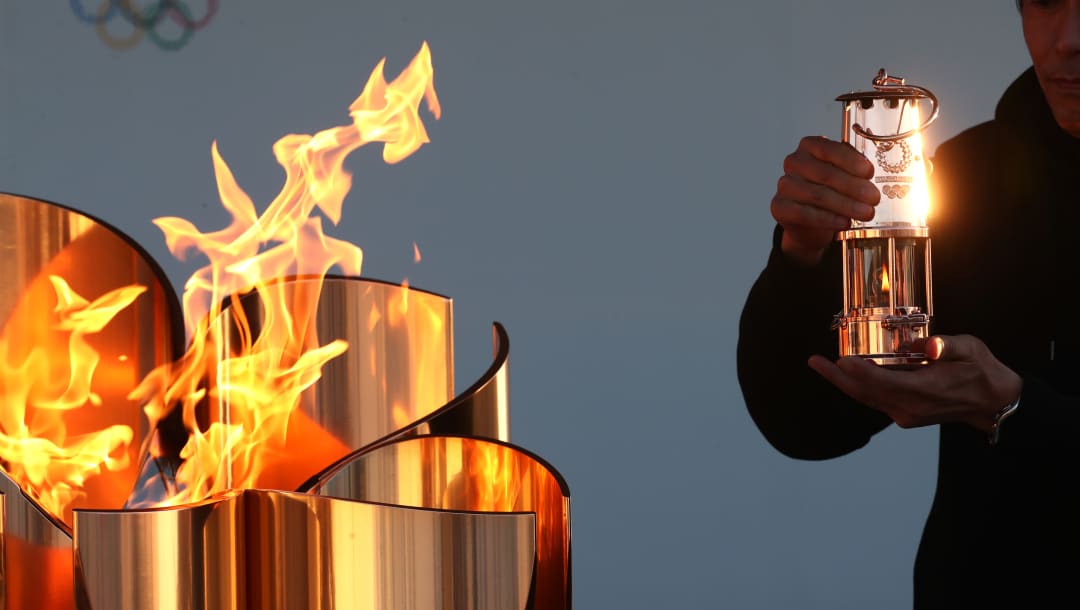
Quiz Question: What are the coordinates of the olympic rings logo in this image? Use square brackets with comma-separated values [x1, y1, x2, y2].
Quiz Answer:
[71, 0, 218, 52]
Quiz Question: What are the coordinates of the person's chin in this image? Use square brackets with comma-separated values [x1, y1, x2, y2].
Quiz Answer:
[1044, 85, 1080, 137]
[1052, 112, 1080, 139]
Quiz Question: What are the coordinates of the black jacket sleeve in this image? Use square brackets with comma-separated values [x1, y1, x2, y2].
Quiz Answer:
[737, 226, 892, 460]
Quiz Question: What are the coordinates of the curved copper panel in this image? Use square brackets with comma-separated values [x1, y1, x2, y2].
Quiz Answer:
[205, 276, 454, 491]
[0, 193, 184, 610]
[74, 493, 243, 610]
[308, 435, 572, 610]
[0, 193, 184, 520]
[126, 282, 511, 504]
[0, 472, 74, 610]
[0, 193, 567, 609]
[396, 322, 511, 443]
[73, 490, 536, 610]
[297, 320, 512, 494]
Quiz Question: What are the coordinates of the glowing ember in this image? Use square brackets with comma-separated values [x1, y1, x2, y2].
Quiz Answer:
[0, 276, 144, 522]
[129, 42, 441, 505]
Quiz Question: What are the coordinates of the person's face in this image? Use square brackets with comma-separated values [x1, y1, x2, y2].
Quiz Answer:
[1023, 0, 1080, 136]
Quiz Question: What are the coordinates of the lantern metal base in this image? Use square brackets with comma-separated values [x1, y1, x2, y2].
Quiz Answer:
[836, 314, 930, 368]
[859, 354, 928, 368]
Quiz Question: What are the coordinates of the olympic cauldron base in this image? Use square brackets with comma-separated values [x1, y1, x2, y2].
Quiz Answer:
[0, 193, 572, 610]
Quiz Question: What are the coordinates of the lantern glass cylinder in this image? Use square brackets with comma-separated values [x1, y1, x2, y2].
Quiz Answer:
[845, 97, 931, 228]
[843, 235, 929, 316]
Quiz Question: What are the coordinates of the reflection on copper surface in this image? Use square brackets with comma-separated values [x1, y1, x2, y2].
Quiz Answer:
[0, 193, 182, 610]
[1, 195, 571, 609]
[0, 471, 75, 610]
[75, 492, 245, 609]
[309, 435, 572, 610]
[395, 322, 512, 443]
[0, 194, 182, 522]
[212, 276, 456, 493]
[74, 489, 536, 610]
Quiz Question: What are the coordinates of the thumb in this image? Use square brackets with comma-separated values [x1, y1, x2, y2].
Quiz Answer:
[915, 334, 977, 362]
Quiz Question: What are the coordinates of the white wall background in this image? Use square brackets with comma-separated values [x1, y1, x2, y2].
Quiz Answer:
[0, 1, 1030, 608]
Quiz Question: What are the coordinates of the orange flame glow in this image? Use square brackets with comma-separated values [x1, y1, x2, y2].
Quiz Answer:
[459, 442, 524, 513]
[881, 264, 891, 294]
[129, 42, 441, 505]
[0, 276, 144, 522]
[449, 439, 568, 610]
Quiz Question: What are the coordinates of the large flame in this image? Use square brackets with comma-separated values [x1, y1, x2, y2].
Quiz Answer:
[0, 276, 144, 522]
[129, 42, 440, 505]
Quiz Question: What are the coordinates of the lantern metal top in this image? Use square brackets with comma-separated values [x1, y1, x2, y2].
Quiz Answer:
[836, 69, 940, 142]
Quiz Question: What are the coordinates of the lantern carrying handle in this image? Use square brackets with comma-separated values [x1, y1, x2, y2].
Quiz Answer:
[850, 69, 939, 142]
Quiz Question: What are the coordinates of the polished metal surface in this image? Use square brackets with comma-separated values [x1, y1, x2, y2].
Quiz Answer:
[74, 489, 536, 610]
[835, 315, 931, 366]
[0, 193, 183, 610]
[295, 319, 513, 491]
[0, 193, 184, 520]
[838, 227, 929, 240]
[0, 471, 75, 610]
[388, 322, 511, 444]
[835, 230, 933, 366]
[2, 195, 568, 608]
[207, 276, 457, 491]
[309, 435, 572, 610]
[75, 493, 242, 610]
[128, 278, 514, 501]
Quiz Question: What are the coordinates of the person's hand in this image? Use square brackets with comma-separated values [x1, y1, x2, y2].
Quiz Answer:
[772, 136, 881, 265]
[806, 335, 1022, 433]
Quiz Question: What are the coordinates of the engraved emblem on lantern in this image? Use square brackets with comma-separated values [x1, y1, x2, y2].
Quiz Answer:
[833, 69, 939, 367]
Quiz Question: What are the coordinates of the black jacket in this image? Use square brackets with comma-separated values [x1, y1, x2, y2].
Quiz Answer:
[737, 68, 1079, 608]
